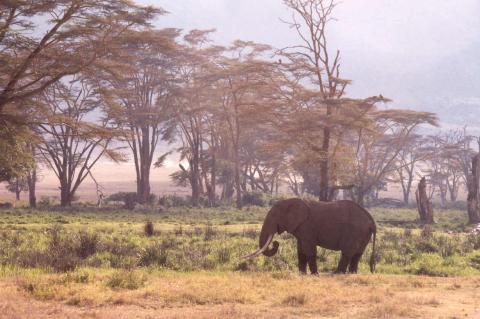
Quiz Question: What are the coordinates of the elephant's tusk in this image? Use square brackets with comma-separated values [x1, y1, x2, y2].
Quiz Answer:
[241, 234, 274, 259]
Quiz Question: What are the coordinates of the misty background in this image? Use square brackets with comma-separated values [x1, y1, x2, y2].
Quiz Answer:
[6, 0, 480, 198]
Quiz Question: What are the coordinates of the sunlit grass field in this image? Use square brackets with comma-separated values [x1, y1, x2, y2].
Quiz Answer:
[0, 206, 479, 318]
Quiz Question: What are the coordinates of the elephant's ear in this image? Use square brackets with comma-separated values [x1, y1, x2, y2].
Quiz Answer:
[281, 198, 310, 233]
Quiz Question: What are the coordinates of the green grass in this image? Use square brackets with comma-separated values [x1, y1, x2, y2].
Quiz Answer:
[0, 205, 479, 277]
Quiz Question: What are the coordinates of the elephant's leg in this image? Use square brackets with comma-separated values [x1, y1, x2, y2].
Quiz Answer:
[335, 252, 351, 274]
[307, 255, 318, 275]
[298, 240, 318, 275]
[297, 241, 308, 274]
[348, 253, 362, 274]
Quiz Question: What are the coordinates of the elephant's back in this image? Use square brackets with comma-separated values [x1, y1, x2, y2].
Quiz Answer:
[307, 200, 375, 228]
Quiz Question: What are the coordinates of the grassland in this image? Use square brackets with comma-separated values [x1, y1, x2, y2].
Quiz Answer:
[0, 205, 480, 318]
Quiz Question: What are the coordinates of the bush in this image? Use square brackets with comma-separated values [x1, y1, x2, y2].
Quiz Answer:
[158, 194, 190, 208]
[75, 231, 99, 259]
[137, 241, 169, 267]
[204, 224, 217, 241]
[242, 191, 267, 207]
[106, 192, 137, 210]
[45, 226, 80, 272]
[467, 233, 480, 250]
[409, 253, 446, 276]
[38, 196, 53, 207]
[105, 270, 146, 290]
[144, 221, 154, 237]
[216, 246, 231, 264]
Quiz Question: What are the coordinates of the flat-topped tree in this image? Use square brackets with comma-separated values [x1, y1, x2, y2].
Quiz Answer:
[96, 29, 180, 204]
[170, 29, 223, 207]
[0, 0, 161, 121]
[207, 41, 277, 208]
[351, 109, 438, 206]
[36, 78, 125, 207]
[281, 0, 351, 201]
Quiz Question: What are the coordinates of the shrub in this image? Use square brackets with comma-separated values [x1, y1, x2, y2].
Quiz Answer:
[216, 246, 231, 264]
[159, 194, 190, 208]
[38, 196, 53, 207]
[106, 192, 137, 210]
[242, 191, 267, 207]
[409, 253, 448, 277]
[204, 224, 217, 241]
[242, 228, 258, 239]
[137, 242, 168, 267]
[174, 225, 183, 236]
[144, 221, 154, 237]
[105, 270, 146, 290]
[467, 233, 480, 250]
[19, 278, 57, 300]
[420, 226, 434, 239]
[75, 231, 99, 259]
[45, 226, 80, 272]
[281, 293, 308, 307]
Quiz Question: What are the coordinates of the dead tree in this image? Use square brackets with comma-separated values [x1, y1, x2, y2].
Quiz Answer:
[415, 177, 434, 224]
[467, 154, 480, 224]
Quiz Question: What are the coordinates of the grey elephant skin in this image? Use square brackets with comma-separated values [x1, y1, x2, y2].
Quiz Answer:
[249, 198, 377, 275]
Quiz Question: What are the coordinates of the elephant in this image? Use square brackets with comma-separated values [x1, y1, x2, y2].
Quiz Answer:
[242, 198, 376, 275]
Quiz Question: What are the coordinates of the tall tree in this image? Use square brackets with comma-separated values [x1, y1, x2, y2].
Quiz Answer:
[171, 30, 222, 206]
[281, 0, 351, 201]
[98, 29, 179, 204]
[26, 144, 38, 208]
[0, 124, 33, 182]
[0, 0, 160, 117]
[392, 134, 427, 205]
[6, 176, 28, 200]
[37, 78, 123, 206]
[213, 41, 276, 208]
[352, 110, 438, 205]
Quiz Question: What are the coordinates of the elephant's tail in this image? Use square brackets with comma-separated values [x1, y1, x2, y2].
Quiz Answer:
[369, 228, 376, 273]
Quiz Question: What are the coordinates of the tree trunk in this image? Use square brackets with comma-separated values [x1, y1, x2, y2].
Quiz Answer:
[234, 150, 242, 209]
[137, 166, 150, 204]
[208, 152, 216, 207]
[27, 167, 36, 208]
[319, 106, 332, 202]
[60, 188, 72, 207]
[136, 126, 152, 205]
[191, 161, 200, 207]
[439, 180, 447, 208]
[467, 154, 480, 224]
[415, 177, 434, 224]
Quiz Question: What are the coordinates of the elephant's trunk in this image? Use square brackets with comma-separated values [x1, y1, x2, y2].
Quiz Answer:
[241, 208, 280, 260]
[259, 212, 279, 257]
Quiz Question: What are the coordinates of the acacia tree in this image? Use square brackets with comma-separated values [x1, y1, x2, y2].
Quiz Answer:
[6, 176, 28, 200]
[442, 129, 475, 202]
[0, 124, 33, 182]
[352, 110, 438, 205]
[37, 78, 123, 206]
[98, 29, 179, 204]
[25, 144, 38, 208]
[422, 132, 468, 206]
[281, 0, 352, 201]
[392, 134, 427, 204]
[0, 0, 160, 117]
[170, 30, 223, 206]
[0, 1, 161, 201]
[212, 41, 276, 208]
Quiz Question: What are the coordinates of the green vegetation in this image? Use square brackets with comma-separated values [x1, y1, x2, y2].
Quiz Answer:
[0, 206, 478, 278]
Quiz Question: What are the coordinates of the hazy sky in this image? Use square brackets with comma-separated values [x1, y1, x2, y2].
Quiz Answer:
[34, 0, 480, 188]
[144, 0, 480, 121]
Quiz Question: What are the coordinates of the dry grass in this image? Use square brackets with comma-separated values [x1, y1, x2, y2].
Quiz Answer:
[0, 271, 479, 318]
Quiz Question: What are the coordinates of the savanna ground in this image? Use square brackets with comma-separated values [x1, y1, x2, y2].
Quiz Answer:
[1, 204, 480, 318]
